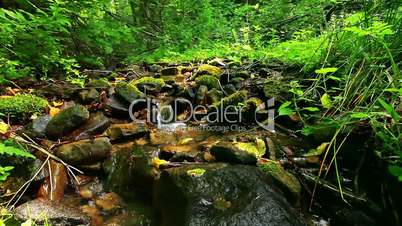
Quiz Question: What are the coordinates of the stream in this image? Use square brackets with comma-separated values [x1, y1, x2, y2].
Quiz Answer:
[1, 60, 399, 226]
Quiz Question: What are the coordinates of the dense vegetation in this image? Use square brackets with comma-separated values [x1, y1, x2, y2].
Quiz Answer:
[0, 0, 401, 225]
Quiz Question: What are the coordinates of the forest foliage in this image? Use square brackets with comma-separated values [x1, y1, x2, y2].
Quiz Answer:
[0, 0, 401, 182]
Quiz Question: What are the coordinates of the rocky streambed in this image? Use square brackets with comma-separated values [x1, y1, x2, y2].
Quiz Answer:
[0, 59, 389, 226]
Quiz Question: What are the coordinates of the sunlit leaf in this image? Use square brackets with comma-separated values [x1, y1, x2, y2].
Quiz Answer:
[315, 67, 338, 74]
[304, 142, 329, 157]
[320, 93, 332, 109]
[303, 107, 320, 112]
[0, 121, 8, 134]
[49, 107, 61, 117]
[278, 101, 295, 116]
[351, 112, 369, 119]
[187, 168, 206, 177]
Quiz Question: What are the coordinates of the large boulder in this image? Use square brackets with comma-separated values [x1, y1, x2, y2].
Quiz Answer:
[14, 198, 90, 226]
[155, 163, 304, 226]
[105, 145, 156, 198]
[45, 105, 90, 139]
[55, 137, 111, 165]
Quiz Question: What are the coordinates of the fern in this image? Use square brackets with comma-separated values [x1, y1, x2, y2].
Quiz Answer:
[0, 165, 14, 181]
[0, 142, 35, 159]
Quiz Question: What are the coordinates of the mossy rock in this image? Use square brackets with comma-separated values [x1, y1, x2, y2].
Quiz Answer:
[210, 142, 257, 165]
[211, 90, 248, 109]
[197, 64, 223, 76]
[207, 88, 223, 104]
[55, 137, 111, 165]
[195, 75, 220, 90]
[45, 105, 90, 139]
[86, 78, 110, 88]
[130, 76, 166, 93]
[263, 78, 290, 100]
[0, 94, 48, 120]
[258, 161, 301, 202]
[115, 82, 144, 103]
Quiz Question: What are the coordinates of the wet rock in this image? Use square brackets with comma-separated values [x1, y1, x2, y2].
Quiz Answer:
[155, 163, 304, 226]
[131, 77, 166, 93]
[79, 178, 104, 199]
[103, 201, 154, 226]
[71, 112, 110, 140]
[106, 123, 148, 141]
[149, 64, 163, 73]
[81, 205, 103, 226]
[150, 130, 177, 145]
[95, 192, 122, 212]
[195, 75, 220, 90]
[14, 198, 90, 226]
[37, 160, 68, 202]
[106, 145, 156, 198]
[22, 115, 52, 139]
[105, 95, 129, 117]
[55, 137, 111, 165]
[115, 82, 144, 103]
[45, 105, 90, 139]
[209, 142, 257, 165]
[161, 67, 179, 76]
[258, 161, 301, 202]
[79, 88, 99, 104]
[196, 85, 208, 105]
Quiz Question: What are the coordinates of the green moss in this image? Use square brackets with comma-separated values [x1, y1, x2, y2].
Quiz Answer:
[195, 75, 220, 90]
[258, 161, 301, 201]
[0, 94, 48, 120]
[115, 82, 144, 103]
[263, 78, 290, 100]
[130, 76, 166, 92]
[197, 64, 223, 76]
[212, 90, 248, 109]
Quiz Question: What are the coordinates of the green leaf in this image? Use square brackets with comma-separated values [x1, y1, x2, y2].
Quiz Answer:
[304, 142, 329, 157]
[315, 67, 338, 74]
[320, 93, 332, 109]
[328, 75, 341, 81]
[378, 98, 400, 121]
[351, 112, 369, 119]
[303, 107, 320, 112]
[388, 165, 402, 181]
[278, 101, 295, 116]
